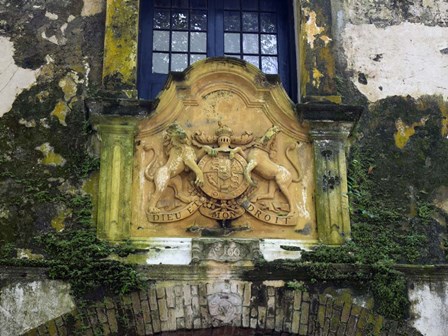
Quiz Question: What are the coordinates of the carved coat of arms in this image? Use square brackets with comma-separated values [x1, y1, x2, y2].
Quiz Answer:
[144, 121, 302, 229]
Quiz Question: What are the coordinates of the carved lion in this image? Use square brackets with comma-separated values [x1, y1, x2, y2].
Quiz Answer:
[144, 123, 204, 214]
[243, 125, 302, 215]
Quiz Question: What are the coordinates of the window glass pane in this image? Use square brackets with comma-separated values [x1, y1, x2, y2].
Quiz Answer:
[224, 0, 239, 10]
[260, 0, 275, 11]
[243, 55, 259, 67]
[172, 53, 188, 71]
[154, 10, 171, 29]
[191, 10, 207, 31]
[154, 0, 170, 8]
[242, 0, 258, 10]
[172, 11, 189, 30]
[153, 31, 170, 51]
[153, 53, 169, 73]
[261, 34, 277, 54]
[224, 11, 240, 32]
[260, 13, 276, 33]
[243, 33, 259, 54]
[224, 33, 240, 53]
[242, 12, 258, 32]
[261, 56, 278, 74]
[191, 0, 207, 9]
[172, 0, 189, 8]
[190, 32, 206, 52]
[190, 54, 206, 64]
[172, 31, 188, 51]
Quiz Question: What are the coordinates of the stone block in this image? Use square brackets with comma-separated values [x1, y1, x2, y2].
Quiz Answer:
[156, 287, 165, 299]
[191, 285, 198, 296]
[149, 288, 158, 311]
[176, 317, 185, 330]
[166, 287, 175, 308]
[107, 309, 118, 333]
[293, 291, 302, 311]
[174, 285, 182, 297]
[158, 298, 168, 322]
[299, 322, 308, 336]
[248, 318, 257, 329]
[341, 302, 351, 323]
[192, 295, 200, 316]
[291, 310, 300, 334]
[151, 311, 161, 333]
[193, 317, 201, 329]
[266, 316, 275, 330]
[184, 305, 193, 329]
[258, 306, 267, 329]
[346, 315, 358, 336]
[183, 284, 192, 305]
[275, 307, 284, 331]
[141, 300, 153, 335]
[175, 296, 184, 318]
[231, 281, 238, 293]
[267, 296, 276, 317]
[242, 306, 250, 327]
[200, 306, 212, 328]
[300, 302, 309, 325]
[96, 307, 108, 324]
[199, 284, 207, 306]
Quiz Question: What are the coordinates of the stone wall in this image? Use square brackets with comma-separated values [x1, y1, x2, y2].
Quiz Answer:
[23, 281, 420, 336]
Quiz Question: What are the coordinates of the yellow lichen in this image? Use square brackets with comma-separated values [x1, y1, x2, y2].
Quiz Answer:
[16, 249, 44, 260]
[35, 143, 67, 166]
[59, 71, 79, 101]
[312, 68, 324, 88]
[394, 117, 429, 149]
[51, 209, 72, 232]
[319, 35, 332, 46]
[103, 0, 138, 90]
[51, 100, 70, 126]
[303, 10, 324, 49]
[437, 97, 448, 138]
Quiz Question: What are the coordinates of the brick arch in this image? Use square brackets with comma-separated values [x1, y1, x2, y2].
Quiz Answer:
[25, 281, 420, 336]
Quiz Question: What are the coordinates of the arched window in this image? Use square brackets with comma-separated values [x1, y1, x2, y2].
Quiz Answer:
[138, 0, 297, 100]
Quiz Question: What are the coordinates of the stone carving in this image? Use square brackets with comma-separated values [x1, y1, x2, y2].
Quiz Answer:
[144, 123, 211, 214]
[142, 122, 303, 228]
[192, 122, 253, 221]
[207, 293, 242, 324]
[191, 239, 261, 263]
[244, 125, 302, 214]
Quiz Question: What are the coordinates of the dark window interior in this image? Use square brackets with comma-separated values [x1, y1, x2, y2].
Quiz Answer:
[138, 0, 297, 101]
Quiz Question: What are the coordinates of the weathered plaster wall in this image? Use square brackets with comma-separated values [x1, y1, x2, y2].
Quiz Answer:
[0, 279, 74, 336]
[333, 0, 448, 103]
[409, 279, 448, 336]
[331, 0, 448, 252]
[0, 0, 105, 245]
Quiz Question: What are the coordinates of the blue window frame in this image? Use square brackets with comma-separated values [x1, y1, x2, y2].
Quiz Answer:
[138, 0, 297, 101]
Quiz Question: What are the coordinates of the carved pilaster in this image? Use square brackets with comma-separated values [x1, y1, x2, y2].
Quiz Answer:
[95, 118, 139, 241]
[300, 103, 363, 245]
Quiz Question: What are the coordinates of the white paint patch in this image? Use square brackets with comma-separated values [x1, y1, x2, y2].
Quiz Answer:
[0, 280, 75, 336]
[81, 0, 105, 17]
[342, 22, 448, 102]
[409, 280, 448, 336]
[0, 37, 40, 117]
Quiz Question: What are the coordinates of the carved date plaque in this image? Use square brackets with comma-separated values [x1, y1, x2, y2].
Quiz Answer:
[191, 239, 261, 264]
